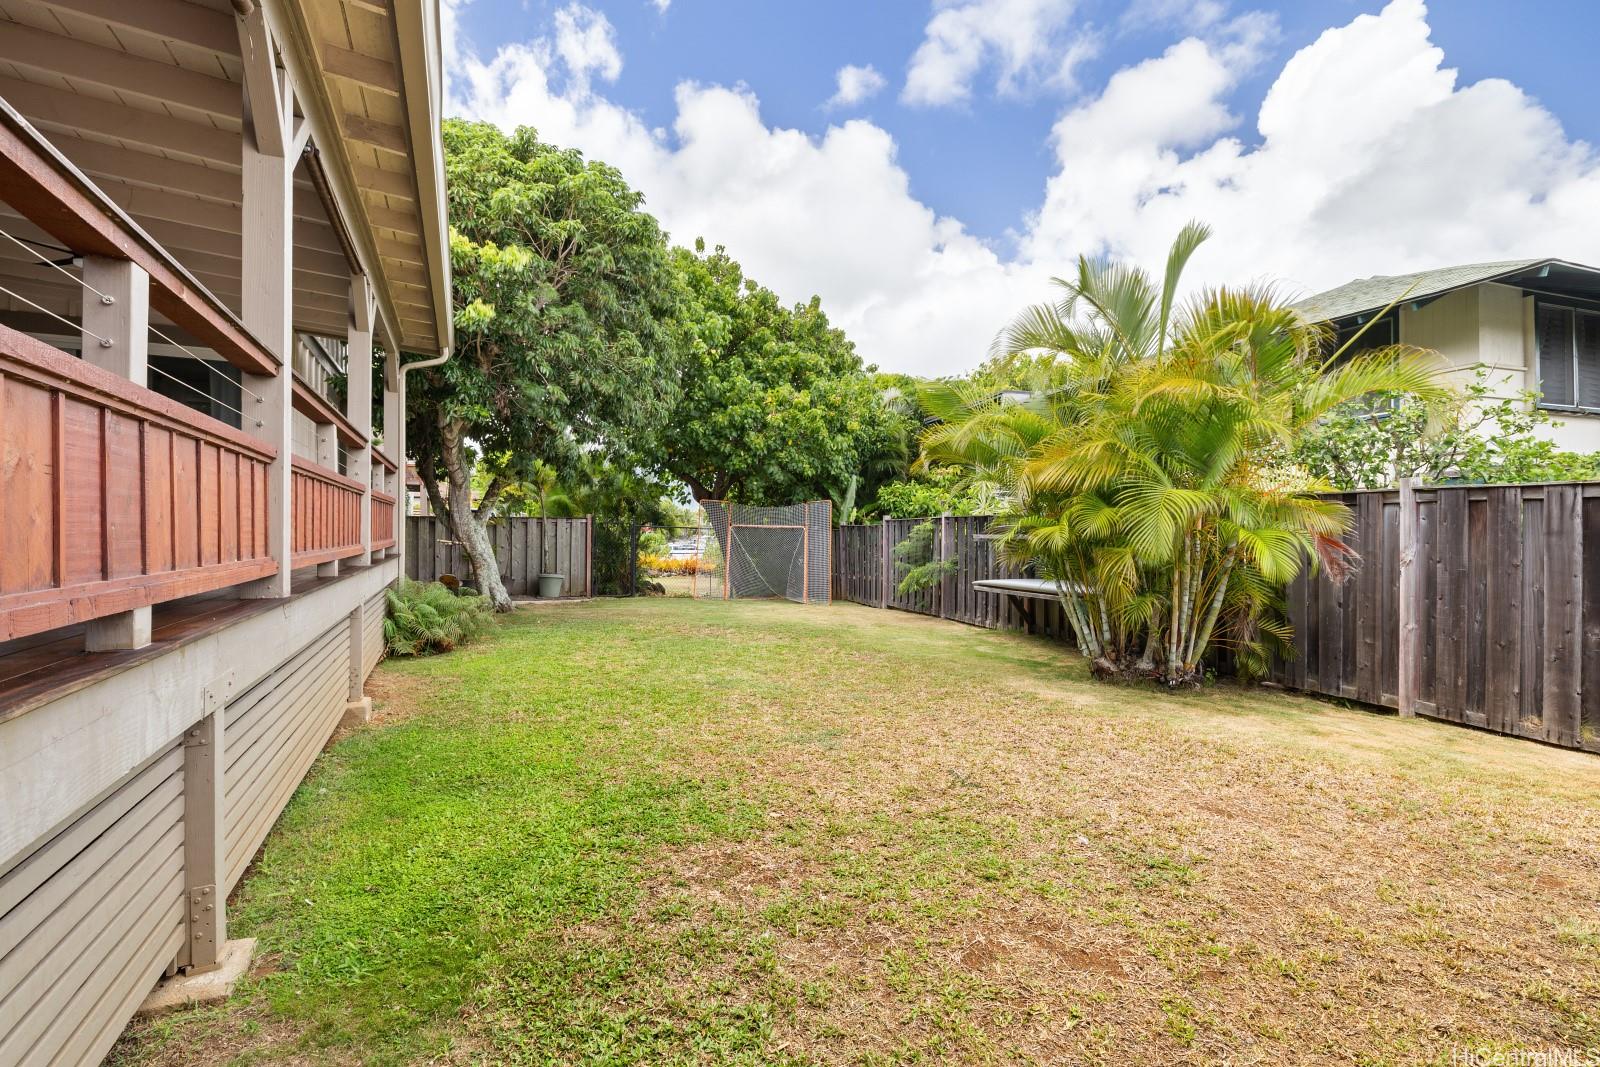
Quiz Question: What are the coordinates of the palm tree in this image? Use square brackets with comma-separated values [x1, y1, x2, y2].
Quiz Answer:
[923, 224, 1445, 685]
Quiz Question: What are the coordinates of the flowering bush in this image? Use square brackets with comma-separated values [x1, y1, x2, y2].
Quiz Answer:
[639, 555, 709, 575]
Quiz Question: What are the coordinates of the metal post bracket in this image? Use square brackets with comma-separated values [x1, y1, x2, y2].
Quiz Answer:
[184, 884, 220, 972]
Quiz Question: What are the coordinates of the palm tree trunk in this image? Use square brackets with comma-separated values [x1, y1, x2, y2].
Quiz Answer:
[1168, 532, 1192, 679]
[1188, 545, 1238, 671]
[1054, 576, 1102, 659]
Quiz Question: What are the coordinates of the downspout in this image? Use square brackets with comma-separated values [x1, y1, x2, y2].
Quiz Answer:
[399, 349, 451, 380]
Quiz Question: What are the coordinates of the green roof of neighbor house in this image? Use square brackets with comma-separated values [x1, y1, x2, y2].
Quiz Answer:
[1292, 259, 1549, 323]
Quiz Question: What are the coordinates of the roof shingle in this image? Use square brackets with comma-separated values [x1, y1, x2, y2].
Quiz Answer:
[1291, 259, 1547, 323]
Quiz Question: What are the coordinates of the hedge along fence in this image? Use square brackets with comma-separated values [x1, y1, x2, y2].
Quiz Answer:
[832, 515, 1077, 643]
[406, 516, 593, 598]
[839, 484, 1600, 755]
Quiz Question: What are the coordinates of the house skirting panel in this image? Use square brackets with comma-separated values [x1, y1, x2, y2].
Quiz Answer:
[0, 558, 397, 1067]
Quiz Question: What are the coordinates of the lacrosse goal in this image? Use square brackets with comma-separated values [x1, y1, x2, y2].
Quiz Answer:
[695, 500, 832, 604]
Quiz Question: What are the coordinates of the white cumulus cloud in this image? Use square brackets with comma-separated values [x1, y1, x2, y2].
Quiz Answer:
[444, 0, 1600, 378]
[902, 0, 1095, 107]
[827, 64, 887, 109]
[552, 3, 622, 89]
[1023, 0, 1600, 300]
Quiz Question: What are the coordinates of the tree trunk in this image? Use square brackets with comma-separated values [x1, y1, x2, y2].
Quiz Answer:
[439, 419, 514, 611]
[417, 465, 454, 534]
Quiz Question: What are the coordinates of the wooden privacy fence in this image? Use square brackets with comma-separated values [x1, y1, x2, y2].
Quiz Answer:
[833, 515, 1078, 643]
[1276, 480, 1600, 753]
[840, 488, 1599, 755]
[406, 516, 593, 598]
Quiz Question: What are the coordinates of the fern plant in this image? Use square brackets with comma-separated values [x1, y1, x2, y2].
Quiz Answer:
[384, 580, 495, 656]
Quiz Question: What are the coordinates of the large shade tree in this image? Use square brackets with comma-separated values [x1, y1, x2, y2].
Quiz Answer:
[656, 241, 909, 508]
[922, 223, 1446, 685]
[408, 120, 684, 609]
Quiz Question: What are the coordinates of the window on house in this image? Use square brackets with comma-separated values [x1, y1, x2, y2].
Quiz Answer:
[1536, 302, 1600, 412]
[1331, 313, 1395, 355]
[148, 354, 244, 429]
[1328, 314, 1397, 362]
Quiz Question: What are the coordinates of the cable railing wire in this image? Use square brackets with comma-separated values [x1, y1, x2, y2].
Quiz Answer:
[0, 222, 268, 419]
[0, 228, 112, 302]
[0, 280, 112, 347]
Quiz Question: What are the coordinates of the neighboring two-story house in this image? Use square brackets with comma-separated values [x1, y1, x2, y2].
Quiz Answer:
[1295, 259, 1600, 452]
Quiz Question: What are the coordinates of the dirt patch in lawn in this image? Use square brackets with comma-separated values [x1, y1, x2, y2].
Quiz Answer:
[605, 604, 1600, 1064]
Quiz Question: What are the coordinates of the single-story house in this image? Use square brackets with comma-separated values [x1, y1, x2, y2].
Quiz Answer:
[1294, 259, 1600, 452]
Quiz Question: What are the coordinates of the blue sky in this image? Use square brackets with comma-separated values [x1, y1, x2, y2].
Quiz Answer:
[445, 0, 1600, 375]
[453, 1, 1599, 247]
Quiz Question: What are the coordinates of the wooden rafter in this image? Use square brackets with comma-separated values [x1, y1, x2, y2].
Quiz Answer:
[0, 76, 240, 165]
[19, 0, 239, 56]
[320, 44, 399, 95]
[0, 23, 238, 121]
[341, 113, 408, 156]
[0, 103, 279, 375]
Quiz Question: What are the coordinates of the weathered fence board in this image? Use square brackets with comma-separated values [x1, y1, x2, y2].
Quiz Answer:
[833, 515, 1076, 645]
[837, 485, 1599, 754]
[1275, 482, 1599, 753]
[406, 516, 592, 598]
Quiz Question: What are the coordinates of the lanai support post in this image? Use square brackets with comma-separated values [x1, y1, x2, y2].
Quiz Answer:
[381, 345, 405, 561]
[343, 277, 377, 726]
[237, 20, 300, 601]
[82, 256, 154, 651]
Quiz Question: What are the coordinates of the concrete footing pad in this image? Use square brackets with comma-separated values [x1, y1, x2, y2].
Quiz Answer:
[341, 695, 373, 728]
[136, 938, 256, 1017]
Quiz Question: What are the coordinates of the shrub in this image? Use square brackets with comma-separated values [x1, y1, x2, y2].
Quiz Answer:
[384, 580, 495, 656]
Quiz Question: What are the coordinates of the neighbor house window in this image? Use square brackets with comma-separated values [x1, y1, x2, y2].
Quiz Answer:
[1330, 314, 1397, 359]
[1537, 301, 1600, 412]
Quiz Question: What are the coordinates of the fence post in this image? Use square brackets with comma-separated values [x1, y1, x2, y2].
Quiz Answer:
[1397, 477, 1421, 717]
[939, 514, 950, 620]
[879, 521, 889, 609]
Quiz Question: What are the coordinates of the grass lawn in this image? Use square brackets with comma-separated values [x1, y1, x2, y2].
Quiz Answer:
[111, 599, 1600, 1065]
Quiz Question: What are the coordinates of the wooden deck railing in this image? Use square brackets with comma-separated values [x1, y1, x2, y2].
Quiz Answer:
[289, 457, 366, 569]
[371, 491, 397, 551]
[0, 323, 279, 641]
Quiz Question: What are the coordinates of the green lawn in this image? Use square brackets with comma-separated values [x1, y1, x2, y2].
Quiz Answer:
[112, 599, 1600, 1065]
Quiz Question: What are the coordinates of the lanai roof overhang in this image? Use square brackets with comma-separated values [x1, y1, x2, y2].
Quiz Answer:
[0, 0, 452, 361]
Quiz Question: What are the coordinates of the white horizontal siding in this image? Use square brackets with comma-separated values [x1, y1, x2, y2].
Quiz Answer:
[223, 623, 349, 891]
[362, 590, 387, 678]
[0, 745, 184, 1067]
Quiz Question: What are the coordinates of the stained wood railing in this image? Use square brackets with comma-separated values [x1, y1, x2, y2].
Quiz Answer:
[0, 324, 279, 641]
[371, 491, 396, 551]
[289, 457, 365, 569]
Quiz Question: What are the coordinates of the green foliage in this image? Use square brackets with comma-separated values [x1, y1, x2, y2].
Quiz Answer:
[407, 120, 685, 605]
[559, 458, 683, 595]
[658, 241, 912, 506]
[419, 121, 683, 479]
[637, 528, 670, 558]
[892, 520, 955, 595]
[873, 465, 989, 519]
[924, 222, 1446, 686]
[1293, 373, 1600, 488]
[383, 580, 495, 656]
